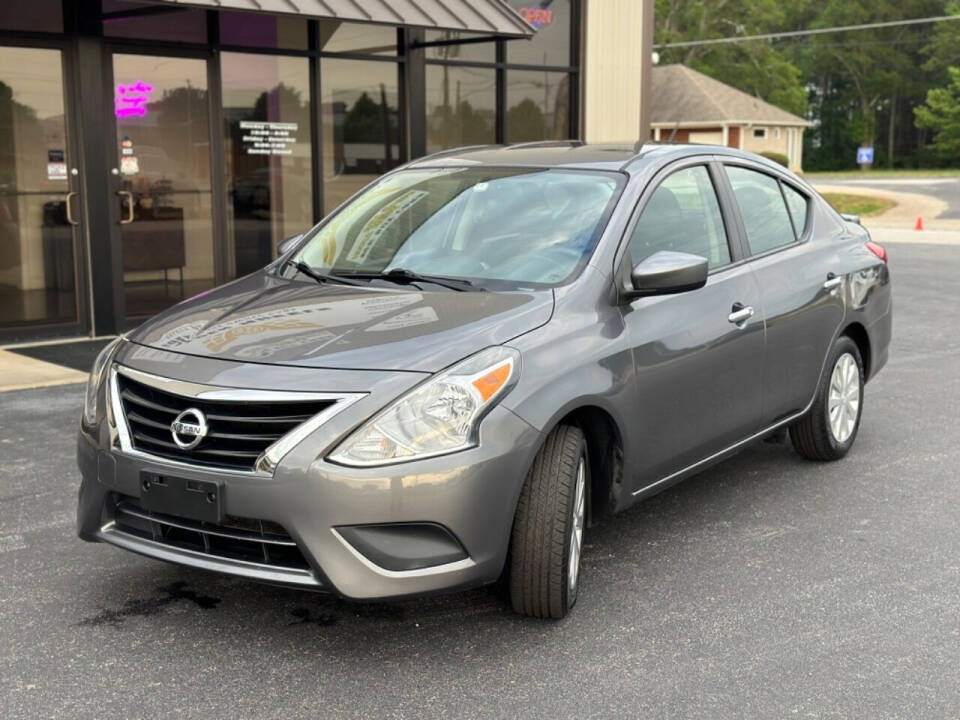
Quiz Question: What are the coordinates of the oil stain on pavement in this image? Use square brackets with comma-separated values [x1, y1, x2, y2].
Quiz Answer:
[77, 581, 221, 627]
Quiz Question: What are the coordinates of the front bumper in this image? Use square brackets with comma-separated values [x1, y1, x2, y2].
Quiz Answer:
[77, 353, 542, 601]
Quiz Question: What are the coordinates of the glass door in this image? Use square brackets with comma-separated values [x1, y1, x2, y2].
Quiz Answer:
[0, 45, 85, 334]
[110, 53, 215, 319]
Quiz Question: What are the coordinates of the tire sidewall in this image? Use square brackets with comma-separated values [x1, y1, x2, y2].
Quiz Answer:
[563, 439, 589, 611]
[822, 337, 865, 455]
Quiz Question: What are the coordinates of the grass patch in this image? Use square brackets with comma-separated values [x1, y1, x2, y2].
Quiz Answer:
[821, 192, 897, 217]
[804, 168, 960, 178]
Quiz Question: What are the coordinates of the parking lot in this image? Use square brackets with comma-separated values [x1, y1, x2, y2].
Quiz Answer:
[1, 241, 958, 719]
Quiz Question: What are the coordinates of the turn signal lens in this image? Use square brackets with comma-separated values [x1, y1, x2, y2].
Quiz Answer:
[329, 346, 520, 467]
[866, 241, 888, 264]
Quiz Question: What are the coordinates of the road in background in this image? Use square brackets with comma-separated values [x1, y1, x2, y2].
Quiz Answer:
[1, 243, 958, 719]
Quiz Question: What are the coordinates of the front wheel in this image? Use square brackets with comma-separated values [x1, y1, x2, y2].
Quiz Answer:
[790, 336, 865, 461]
[508, 424, 588, 619]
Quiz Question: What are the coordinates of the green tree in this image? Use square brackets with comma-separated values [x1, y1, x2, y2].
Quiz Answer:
[655, 0, 811, 116]
[914, 66, 960, 157]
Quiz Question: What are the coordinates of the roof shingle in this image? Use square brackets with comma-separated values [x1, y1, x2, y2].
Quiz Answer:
[650, 64, 812, 127]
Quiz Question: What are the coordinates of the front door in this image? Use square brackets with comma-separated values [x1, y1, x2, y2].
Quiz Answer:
[620, 162, 766, 492]
[0, 44, 87, 337]
[108, 52, 217, 322]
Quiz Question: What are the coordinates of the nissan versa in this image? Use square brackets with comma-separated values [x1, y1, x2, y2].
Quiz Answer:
[77, 142, 892, 618]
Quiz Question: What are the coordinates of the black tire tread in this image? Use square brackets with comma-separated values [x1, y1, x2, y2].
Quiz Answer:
[509, 424, 584, 619]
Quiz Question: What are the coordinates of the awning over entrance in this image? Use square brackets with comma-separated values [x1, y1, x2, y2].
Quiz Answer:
[150, 0, 535, 37]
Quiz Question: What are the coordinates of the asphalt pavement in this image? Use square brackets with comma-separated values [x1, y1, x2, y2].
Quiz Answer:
[1, 242, 958, 719]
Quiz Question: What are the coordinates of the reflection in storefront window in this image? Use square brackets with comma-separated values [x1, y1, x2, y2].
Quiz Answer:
[505, 0, 572, 67]
[219, 12, 308, 50]
[222, 53, 313, 278]
[319, 21, 396, 55]
[425, 65, 496, 152]
[506, 70, 571, 142]
[0, 47, 77, 328]
[321, 59, 401, 214]
[112, 54, 214, 319]
[102, 0, 207, 43]
[423, 30, 495, 63]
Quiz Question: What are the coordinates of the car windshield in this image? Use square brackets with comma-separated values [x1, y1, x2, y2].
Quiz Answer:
[290, 166, 625, 289]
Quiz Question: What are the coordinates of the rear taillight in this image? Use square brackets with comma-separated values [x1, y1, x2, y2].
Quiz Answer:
[865, 241, 887, 264]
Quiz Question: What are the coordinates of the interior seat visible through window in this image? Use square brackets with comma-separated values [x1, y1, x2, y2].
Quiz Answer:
[627, 165, 731, 269]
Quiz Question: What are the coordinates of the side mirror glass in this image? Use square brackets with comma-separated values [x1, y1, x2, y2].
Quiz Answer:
[277, 234, 302, 256]
[629, 250, 709, 297]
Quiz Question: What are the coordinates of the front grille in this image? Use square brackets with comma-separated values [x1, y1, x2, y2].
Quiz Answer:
[112, 496, 311, 572]
[116, 373, 337, 471]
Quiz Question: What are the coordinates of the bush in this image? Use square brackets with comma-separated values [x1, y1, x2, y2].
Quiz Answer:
[759, 151, 789, 167]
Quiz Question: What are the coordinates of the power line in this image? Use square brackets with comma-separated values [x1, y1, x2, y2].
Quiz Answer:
[654, 14, 960, 49]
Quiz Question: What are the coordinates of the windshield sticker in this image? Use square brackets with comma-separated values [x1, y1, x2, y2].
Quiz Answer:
[346, 189, 428, 264]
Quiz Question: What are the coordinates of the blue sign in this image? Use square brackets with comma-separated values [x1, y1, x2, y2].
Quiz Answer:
[857, 146, 874, 164]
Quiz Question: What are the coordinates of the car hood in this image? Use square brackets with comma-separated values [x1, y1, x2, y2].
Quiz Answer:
[127, 271, 554, 373]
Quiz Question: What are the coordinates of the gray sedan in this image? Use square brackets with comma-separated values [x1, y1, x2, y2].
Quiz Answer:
[77, 142, 892, 618]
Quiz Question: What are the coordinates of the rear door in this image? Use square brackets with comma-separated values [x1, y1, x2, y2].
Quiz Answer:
[620, 160, 765, 491]
[719, 163, 845, 425]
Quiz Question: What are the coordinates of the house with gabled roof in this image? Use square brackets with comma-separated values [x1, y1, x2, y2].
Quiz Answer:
[650, 64, 814, 172]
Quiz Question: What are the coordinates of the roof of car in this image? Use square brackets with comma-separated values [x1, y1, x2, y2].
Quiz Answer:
[405, 141, 759, 173]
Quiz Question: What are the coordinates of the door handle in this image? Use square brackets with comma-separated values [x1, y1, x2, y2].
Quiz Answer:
[117, 190, 134, 225]
[64, 191, 79, 226]
[823, 273, 843, 290]
[728, 303, 755, 326]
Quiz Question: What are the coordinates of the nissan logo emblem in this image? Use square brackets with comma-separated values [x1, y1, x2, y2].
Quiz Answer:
[170, 408, 208, 450]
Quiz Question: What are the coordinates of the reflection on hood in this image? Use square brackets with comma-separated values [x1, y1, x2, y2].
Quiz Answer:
[127, 271, 554, 373]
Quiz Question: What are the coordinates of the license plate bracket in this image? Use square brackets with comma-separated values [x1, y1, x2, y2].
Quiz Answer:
[139, 473, 223, 523]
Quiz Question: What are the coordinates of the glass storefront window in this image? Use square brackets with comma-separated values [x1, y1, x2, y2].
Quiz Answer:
[506, 0, 572, 67]
[0, 0, 63, 33]
[219, 12, 308, 50]
[506, 70, 571, 142]
[321, 59, 401, 214]
[423, 31, 496, 63]
[112, 54, 215, 318]
[103, 1, 207, 44]
[0, 47, 77, 328]
[425, 65, 495, 153]
[222, 53, 313, 278]
[319, 21, 396, 55]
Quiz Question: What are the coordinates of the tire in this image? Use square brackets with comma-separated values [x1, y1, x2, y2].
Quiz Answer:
[509, 424, 588, 619]
[790, 335, 865, 461]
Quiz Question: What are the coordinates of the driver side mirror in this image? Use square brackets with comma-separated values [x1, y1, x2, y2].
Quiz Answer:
[277, 234, 302, 256]
[627, 250, 709, 298]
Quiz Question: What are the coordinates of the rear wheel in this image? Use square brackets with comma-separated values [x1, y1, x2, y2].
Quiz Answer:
[790, 336, 864, 461]
[509, 424, 587, 619]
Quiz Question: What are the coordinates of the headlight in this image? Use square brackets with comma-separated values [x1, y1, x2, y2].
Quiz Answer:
[82, 338, 123, 427]
[329, 346, 520, 467]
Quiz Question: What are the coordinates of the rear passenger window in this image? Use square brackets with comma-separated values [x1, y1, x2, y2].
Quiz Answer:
[782, 183, 809, 236]
[628, 166, 731, 269]
[726, 166, 796, 254]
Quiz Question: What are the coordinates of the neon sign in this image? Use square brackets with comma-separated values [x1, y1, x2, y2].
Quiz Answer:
[518, 7, 553, 28]
[115, 81, 154, 118]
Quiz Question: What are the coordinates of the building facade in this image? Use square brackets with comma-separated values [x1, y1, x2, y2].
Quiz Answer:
[1, 0, 653, 341]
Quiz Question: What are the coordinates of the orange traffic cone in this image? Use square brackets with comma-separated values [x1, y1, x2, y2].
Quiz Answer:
[915, 216, 924, 231]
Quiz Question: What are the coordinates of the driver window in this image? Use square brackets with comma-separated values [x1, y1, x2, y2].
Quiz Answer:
[628, 165, 731, 269]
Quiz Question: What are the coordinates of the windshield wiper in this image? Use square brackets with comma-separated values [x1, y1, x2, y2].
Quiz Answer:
[287, 260, 368, 287]
[344, 268, 484, 292]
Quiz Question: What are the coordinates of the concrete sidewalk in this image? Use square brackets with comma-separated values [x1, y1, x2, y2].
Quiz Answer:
[0, 349, 87, 393]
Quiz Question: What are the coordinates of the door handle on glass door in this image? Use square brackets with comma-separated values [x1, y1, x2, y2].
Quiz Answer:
[117, 190, 134, 225]
[823, 273, 843, 290]
[728, 303, 754, 326]
[64, 191, 79, 226]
